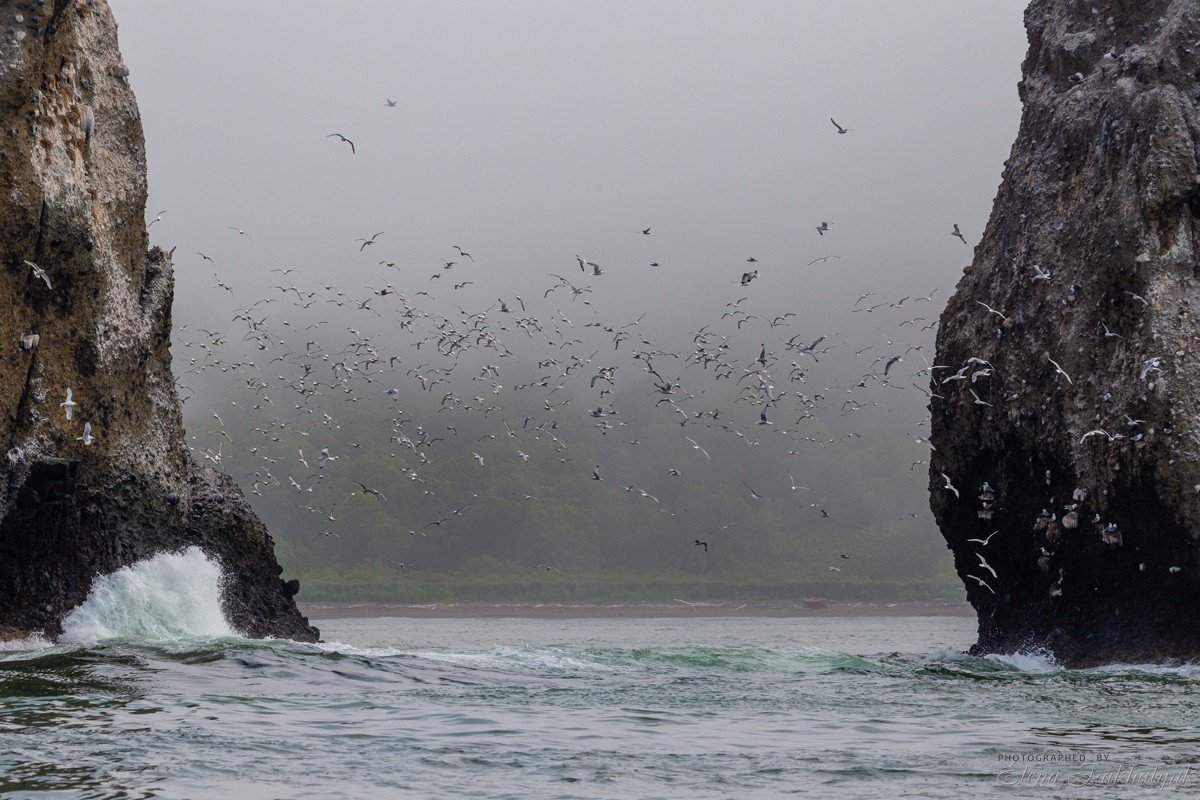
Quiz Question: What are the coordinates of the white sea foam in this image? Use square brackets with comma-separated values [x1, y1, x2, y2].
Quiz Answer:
[0, 634, 54, 654]
[923, 647, 1063, 672]
[984, 650, 1061, 672]
[59, 546, 238, 643]
[413, 645, 619, 673]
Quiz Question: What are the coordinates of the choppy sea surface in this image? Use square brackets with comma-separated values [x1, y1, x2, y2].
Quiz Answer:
[1, 550, 1199, 798]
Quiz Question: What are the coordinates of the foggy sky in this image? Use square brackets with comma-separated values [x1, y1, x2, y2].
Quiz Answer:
[109, 0, 1027, 344]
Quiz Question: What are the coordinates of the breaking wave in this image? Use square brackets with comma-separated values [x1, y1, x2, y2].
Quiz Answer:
[59, 546, 238, 643]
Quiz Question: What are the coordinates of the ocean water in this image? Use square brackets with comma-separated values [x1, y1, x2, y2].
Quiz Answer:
[1, 552, 1199, 798]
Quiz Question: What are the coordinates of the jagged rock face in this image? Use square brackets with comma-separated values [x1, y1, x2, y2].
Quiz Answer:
[0, 0, 316, 641]
[930, 0, 1200, 666]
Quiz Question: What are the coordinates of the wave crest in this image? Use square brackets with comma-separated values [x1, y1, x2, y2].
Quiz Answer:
[60, 546, 238, 643]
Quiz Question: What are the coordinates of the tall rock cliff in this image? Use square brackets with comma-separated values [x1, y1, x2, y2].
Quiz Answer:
[0, 0, 316, 641]
[931, 0, 1200, 665]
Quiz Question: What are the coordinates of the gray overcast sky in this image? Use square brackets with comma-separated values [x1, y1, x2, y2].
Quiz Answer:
[108, 0, 1027, 338]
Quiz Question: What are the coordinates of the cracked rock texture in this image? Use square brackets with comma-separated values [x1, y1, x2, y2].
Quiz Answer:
[0, 0, 316, 641]
[930, 0, 1200, 666]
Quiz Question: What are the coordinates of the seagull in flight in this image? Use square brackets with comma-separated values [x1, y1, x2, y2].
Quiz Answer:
[77, 421, 94, 446]
[976, 552, 998, 579]
[357, 232, 384, 251]
[788, 474, 810, 492]
[830, 117, 853, 134]
[815, 221, 831, 236]
[25, 261, 51, 289]
[975, 301, 1008, 322]
[969, 388, 992, 407]
[693, 539, 708, 552]
[967, 530, 999, 546]
[1047, 355, 1072, 384]
[327, 133, 356, 154]
[966, 574, 995, 594]
[743, 481, 765, 501]
[806, 255, 841, 266]
[941, 472, 959, 498]
[951, 224, 967, 244]
[353, 482, 387, 501]
[684, 436, 710, 459]
[385, 99, 398, 107]
[61, 388, 76, 421]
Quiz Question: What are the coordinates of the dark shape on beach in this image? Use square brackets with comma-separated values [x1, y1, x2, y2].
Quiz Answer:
[931, 1, 1200, 666]
[0, 0, 316, 641]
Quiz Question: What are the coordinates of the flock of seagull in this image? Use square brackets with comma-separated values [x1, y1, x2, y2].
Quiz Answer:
[130, 113, 981, 579]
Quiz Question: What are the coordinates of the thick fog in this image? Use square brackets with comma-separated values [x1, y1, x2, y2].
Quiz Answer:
[104, 0, 1030, 600]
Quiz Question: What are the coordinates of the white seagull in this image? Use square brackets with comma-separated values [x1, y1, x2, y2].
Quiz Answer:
[25, 260, 51, 289]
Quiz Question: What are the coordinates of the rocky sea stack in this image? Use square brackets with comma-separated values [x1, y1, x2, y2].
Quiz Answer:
[0, 0, 316, 641]
[931, 0, 1200, 666]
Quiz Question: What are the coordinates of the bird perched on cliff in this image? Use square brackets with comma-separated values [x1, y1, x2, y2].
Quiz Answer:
[77, 422, 94, 446]
[25, 260, 51, 289]
[951, 224, 967, 244]
[61, 388, 76, 421]
[81, 106, 95, 142]
[1139, 357, 1163, 381]
[326, 133, 356, 154]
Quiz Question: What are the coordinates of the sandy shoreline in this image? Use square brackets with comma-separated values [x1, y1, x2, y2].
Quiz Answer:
[298, 600, 975, 621]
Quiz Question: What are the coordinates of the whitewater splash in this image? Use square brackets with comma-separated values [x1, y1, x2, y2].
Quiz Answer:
[59, 546, 239, 643]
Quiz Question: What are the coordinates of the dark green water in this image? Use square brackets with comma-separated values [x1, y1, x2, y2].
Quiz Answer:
[2, 613, 1199, 799]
